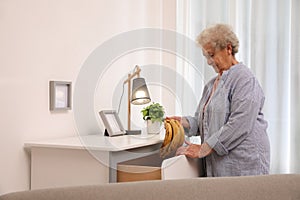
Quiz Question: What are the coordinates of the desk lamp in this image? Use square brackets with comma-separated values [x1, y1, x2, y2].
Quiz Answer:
[123, 65, 151, 134]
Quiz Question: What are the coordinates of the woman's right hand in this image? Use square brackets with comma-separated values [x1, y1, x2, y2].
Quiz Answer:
[165, 116, 190, 129]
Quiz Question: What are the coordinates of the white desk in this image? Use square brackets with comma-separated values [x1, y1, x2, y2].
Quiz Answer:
[25, 134, 163, 189]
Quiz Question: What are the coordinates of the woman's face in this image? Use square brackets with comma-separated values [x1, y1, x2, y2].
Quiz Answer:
[202, 43, 233, 74]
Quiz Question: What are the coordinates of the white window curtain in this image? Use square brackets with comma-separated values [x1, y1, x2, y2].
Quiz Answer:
[176, 0, 300, 174]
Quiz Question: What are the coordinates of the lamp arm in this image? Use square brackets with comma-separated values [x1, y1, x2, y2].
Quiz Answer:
[123, 65, 141, 84]
[123, 65, 141, 130]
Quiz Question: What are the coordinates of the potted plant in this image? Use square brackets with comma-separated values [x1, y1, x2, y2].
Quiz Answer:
[141, 102, 165, 134]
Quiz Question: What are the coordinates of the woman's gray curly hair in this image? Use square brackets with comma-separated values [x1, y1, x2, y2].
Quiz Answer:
[196, 24, 239, 56]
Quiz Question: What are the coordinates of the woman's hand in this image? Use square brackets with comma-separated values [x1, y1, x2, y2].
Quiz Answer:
[176, 141, 213, 158]
[166, 116, 190, 129]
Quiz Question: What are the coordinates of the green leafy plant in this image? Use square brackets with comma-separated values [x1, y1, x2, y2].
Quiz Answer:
[141, 102, 165, 123]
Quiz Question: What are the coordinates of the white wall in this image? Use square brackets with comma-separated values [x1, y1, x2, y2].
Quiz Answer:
[0, 0, 176, 195]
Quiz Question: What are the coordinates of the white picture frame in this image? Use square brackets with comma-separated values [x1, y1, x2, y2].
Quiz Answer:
[49, 81, 72, 111]
[99, 110, 126, 137]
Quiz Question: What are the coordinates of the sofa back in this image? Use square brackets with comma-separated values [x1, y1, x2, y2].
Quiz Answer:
[1, 174, 299, 200]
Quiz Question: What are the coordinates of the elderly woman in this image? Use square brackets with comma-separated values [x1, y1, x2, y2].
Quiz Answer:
[174, 24, 270, 176]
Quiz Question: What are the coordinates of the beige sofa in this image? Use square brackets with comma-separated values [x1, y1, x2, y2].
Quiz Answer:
[1, 174, 299, 200]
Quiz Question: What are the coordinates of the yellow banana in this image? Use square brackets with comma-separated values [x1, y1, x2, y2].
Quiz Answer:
[174, 120, 185, 147]
[160, 119, 185, 158]
[160, 119, 173, 158]
[168, 119, 181, 152]
[161, 121, 172, 147]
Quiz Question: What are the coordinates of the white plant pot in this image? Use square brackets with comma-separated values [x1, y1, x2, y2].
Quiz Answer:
[147, 120, 162, 134]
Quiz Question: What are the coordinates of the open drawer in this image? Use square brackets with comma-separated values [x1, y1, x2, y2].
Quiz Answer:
[117, 154, 199, 182]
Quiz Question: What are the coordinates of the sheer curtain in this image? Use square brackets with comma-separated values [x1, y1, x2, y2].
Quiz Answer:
[176, 0, 300, 174]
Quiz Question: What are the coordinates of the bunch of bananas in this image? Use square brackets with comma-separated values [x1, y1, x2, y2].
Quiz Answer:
[160, 119, 185, 158]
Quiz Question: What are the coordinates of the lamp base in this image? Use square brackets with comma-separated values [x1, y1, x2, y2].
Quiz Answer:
[125, 130, 141, 135]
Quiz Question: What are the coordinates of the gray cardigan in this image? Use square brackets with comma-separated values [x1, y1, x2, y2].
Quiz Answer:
[186, 63, 270, 176]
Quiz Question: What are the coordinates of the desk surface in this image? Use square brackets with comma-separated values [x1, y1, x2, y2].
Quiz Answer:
[24, 134, 163, 152]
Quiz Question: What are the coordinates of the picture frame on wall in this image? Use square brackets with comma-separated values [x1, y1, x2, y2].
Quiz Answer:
[49, 81, 72, 111]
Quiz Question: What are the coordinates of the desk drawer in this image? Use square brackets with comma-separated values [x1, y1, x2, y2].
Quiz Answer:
[117, 153, 163, 182]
